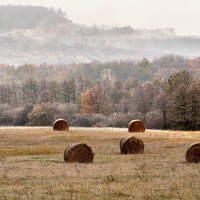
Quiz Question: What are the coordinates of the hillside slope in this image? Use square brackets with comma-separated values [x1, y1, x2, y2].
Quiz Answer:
[0, 5, 199, 65]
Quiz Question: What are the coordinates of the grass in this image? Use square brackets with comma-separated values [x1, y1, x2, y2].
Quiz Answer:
[0, 127, 200, 199]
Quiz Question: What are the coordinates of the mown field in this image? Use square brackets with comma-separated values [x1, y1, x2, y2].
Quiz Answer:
[0, 127, 200, 200]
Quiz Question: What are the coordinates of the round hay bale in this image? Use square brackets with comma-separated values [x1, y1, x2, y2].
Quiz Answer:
[128, 119, 146, 132]
[186, 142, 200, 163]
[120, 135, 144, 154]
[53, 119, 69, 131]
[64, 143, 94, 163]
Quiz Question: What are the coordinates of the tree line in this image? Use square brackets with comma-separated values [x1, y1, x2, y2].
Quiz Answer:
[0, 70, 200, 130]
[1, 54, 200, 84]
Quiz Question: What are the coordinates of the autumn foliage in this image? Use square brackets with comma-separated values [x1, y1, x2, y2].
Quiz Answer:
[81, 87, 113, 115]
[81, 89, 98, 114]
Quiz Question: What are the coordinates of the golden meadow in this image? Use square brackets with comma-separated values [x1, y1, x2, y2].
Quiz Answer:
[0, 127, 200, 199]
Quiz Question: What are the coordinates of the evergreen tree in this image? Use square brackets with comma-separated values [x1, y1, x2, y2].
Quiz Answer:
[138, 58, 153, 82]
[110, 79, 124, 104]
[167, 71, 192, 129]
[49, 80, 60, 102]
[187, 79, 200, 130]
[60, 79, 70, 103]
[110, 79, 124, 114]
[68, 78, 76, 103]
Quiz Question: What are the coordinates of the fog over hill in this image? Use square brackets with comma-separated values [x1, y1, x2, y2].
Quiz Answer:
[0, 5, 200, 65]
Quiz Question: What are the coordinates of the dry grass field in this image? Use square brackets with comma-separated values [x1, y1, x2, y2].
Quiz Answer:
[0, 126, 200, 200]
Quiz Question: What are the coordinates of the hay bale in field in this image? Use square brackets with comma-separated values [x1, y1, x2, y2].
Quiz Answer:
[128, 119, 146, 132]
[53, 119, 69, 131]
[120, 135, 144, 154]
[186, 142, 200, 163]
[64, 143, 94, 163]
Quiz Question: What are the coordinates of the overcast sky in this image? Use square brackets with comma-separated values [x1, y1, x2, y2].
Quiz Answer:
[1, 0, 200, 36]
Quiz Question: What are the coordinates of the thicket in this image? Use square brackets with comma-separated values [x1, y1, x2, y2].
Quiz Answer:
[0, 68, 199, 130]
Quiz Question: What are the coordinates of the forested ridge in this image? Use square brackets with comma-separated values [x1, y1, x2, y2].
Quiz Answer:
[0, 5, 71, 31]
[1, 5, 200, 65]
[0, 57, 200, 130]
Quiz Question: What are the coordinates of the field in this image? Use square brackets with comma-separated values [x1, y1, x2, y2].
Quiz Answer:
[0, 127, 200, 200]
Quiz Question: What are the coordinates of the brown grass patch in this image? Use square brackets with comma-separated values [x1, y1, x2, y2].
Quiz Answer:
[0, 127, 200, 199]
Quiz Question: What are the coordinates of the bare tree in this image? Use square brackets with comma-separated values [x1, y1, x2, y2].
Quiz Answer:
[21, 78, 39, 104]
[151, 92, 168, 129]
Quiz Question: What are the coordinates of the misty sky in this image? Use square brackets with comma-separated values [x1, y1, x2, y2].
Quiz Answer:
[1, 0, 200, 36]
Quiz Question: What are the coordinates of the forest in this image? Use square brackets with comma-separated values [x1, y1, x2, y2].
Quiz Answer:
[0, 5, 200, 130]
[0, 55, 199, 130]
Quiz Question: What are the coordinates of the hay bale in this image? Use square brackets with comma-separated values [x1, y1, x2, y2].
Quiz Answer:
[53, 119, 69, 131]
[128, 119, 146, 132]
[120, 135, 144, 154]
[64, 143, 94, 163]
[186, 142, 200, 163]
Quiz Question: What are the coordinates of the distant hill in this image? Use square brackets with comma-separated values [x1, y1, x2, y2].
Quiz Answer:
[0, 5, 200, 65]
[0, 5, 73, 31]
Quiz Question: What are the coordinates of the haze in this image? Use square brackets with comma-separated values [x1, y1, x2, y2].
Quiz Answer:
[1, 0, 200, 36]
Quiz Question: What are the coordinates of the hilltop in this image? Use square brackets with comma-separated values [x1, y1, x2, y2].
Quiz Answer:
[0, 5, 200, 65]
